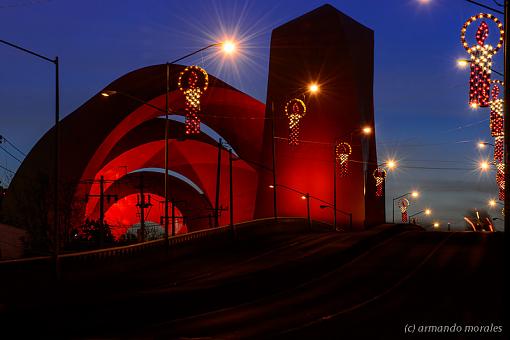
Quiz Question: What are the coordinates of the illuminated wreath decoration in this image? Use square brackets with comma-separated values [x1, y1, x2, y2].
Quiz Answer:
[178, 65, 209, 135]
[285, 98, 307, 146]
[460, 13, 504, 108]
[335, 141, 352, 177]
[373, 168, 387, 197]
[398, 198, 410, 223]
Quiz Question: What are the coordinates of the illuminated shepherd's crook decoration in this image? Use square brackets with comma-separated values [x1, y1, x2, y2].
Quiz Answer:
[285, 98, 307, 146]
[490, 81, 504, 162]
[496, 162, 505, 201]
[178, 65, 209, 135]
[460, 13, 504, 108]
[335, 142, 352, 177]
[373, 168, 386, 197]
[398, 198, 410, 223]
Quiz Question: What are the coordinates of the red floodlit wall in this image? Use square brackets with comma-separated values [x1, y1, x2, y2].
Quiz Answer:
[254, 4, 385, 228]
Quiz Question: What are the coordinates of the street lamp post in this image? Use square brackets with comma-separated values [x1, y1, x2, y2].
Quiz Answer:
[333, 126, 372, 231]
[269, 184, 311, 229]
[0, 39, 60, 277]
[392, 191, 419, 224]
[408, 208, 431, 224]
[163, 42, 233, 249]
[103, 41, 236, 248]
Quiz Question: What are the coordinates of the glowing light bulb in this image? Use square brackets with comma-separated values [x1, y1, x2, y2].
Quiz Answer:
[386, 160, 397, 170]
[457, 59, 469, 68]
[222, 41, 236, 55]
[308, 83, 319, 93]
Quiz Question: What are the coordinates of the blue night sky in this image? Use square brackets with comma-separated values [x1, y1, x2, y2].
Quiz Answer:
[0, 0, 505, 230]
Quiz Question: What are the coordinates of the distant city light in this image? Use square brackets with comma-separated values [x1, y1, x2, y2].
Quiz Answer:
[489, 199, 497, 207]
[433, 222, 440, 228]
[411, 191, 419, 198]
[425, 209, 431, 215]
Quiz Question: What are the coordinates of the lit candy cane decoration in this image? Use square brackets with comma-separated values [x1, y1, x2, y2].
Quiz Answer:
[178, 65, 209, 135]
[460, 13, 504, 108]
[335, 141, 352, 177]
[496, 162, 505, 201]
[398, 198, 410, 223]
[285, 98, 307, 146]
[490, 81, 504, 162]
[373, 168, 386, 197]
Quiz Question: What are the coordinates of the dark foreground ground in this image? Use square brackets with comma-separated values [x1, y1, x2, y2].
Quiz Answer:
[0, 222, 505, 339]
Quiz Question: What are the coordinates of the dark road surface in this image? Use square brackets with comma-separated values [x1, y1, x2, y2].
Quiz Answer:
[0, 224, 504, 339]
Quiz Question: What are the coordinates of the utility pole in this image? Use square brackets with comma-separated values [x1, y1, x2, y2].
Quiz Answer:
[229, 148, 234, 233]
[332, 146, 337, 230]
[99, 176, 104, 247]
[171, 198, 176, 236]
[136, 175, 151, 242]
[271, 101, 278, 223]
[306, 193, 311, 230]
[82, 176, 117, 247]
[214, 138, 222, 227]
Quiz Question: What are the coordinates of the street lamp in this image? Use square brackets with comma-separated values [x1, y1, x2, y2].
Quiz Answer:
[308, 83, 320, 94]
[408, 208, 431, 224]
[0, 39, 60, 277]
[272, 83, 321, 223]
[103, 40, 236, 245]
[456, 58, 504, 77]
[269, 184, 311, 228]
[332, 125, 373, 230]
[477, 141, 494, 149]
[479, 160, 493, 172]
[392, 190, 420, 223]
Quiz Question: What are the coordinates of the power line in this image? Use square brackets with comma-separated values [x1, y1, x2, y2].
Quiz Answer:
[0, 145, 22, 163]
[0, 135, 26, 157]
[0, 164, 15, 174]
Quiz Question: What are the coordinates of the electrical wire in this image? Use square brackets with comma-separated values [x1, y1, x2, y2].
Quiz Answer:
[0, 164, 15, 174]
[0, 135, 26, 157]
[0, 145, 22, 163]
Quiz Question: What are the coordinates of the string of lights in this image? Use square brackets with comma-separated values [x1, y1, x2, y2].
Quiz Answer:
[284, 98, 306, 146]
[335, 141, 352, 177]
[460, 13, 504, 108]
[178, 65, 209, 135]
